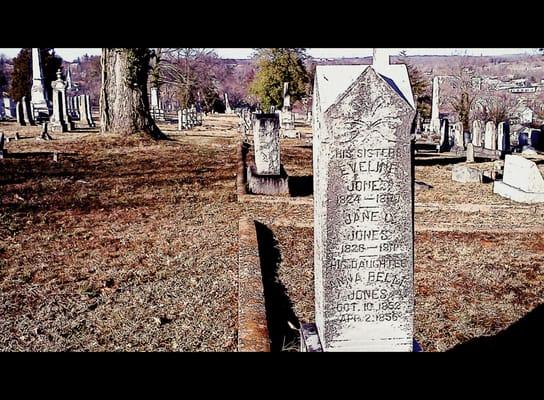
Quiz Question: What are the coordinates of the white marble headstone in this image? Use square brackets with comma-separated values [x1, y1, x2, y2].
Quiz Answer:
[313, 60, 415, 352]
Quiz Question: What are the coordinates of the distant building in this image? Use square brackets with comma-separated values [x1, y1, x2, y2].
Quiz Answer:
[509, 86, 537, 94]
[510, 104, 534, 124]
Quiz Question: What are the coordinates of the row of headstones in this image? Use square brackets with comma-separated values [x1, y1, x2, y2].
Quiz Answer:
[66, 94, 95, 127]
[441, 120, 512, 152]
[444, 119, 542, 153]
[177, 107, 203, 130]
[15, 94, 95, 130]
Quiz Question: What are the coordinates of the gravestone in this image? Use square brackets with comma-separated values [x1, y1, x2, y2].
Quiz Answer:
[282, 82, 291, 112]
[494, 155, 544, 203]
[497, 121, 510, 153]
[466, 143, 475, 162]
[0, 133, 5, 159]
[252, 114, 280, 175]
[21, 97, 35, 126]
[16, 101, 25, 126]
[430, 76, 441, 134]
[518, 130, 529, 148]
[49, 70, 73, 132]
[453, 122, 464, 149]
[2, 97, 15, 119]
[312, 53, 416, 351]
[78, 95, 95, 128]
[30, 48, 50, 120]
[452, 164, 482, 183]
[439, 119, 450, 152]
[530, 129, 542, 150]
[484, 121, 497, 150]
[182, 109, 188, 129]
[85, 95, 95, 127]
[150, 87, 165, 121]
[472, 120, 484, 147]
[246, 113, 289, 195]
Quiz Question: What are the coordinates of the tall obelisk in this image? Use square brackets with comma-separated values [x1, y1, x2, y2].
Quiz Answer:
[31, 48, 49, 118]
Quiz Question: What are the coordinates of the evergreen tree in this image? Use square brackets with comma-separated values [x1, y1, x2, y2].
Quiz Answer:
[399, 50, 430, 117]
[9, 48, 63, 102]
[0, 55, 8, 95]
[249, 48, 309, 110]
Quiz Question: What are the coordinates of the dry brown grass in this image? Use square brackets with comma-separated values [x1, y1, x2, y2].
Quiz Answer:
[1, 115, 543, 351]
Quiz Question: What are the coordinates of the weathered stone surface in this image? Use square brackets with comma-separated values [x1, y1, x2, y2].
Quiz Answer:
[313, 61, 415, 352]
[452, 164, 482, 183]
[430, 76, 440, 133]
[49, 70, 73, 133]
[453, 122, 464, 149]
[502, 155, 544, 192]
[493, 155, 544, 203]
[21, 97, 35, 126]
[484, 121, 497, 150]
[466, 143, 475, 162]
[238, 218, 271, 352]
[247, 164, 289, 196]
[16, 101, 25, 126]
[472, 120, 484, 146]
[252, 113, 280, 176]
[494, 181, 544, 203]
[30, 48, 49, 119]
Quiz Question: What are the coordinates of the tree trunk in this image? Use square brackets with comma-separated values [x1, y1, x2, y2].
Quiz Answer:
[100, 48, 164, 138]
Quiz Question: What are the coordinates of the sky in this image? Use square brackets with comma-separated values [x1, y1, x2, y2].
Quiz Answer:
[0, 48, 538, 61]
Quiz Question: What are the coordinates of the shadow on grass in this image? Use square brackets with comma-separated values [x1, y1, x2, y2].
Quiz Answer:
[448, 303, 544, 352]
[255, 221, 300, 352]
[288, 175, 313, 197]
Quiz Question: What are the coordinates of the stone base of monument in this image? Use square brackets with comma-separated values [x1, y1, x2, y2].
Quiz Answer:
[451, 145, 466, 155]
[49, 121, 68, 133]
[237, 217, 271, 352]
[299, 323, 423, 352]
[247, 164, 290, 196]
[473, 146, 503, 160]
[493, 181, 544, 204]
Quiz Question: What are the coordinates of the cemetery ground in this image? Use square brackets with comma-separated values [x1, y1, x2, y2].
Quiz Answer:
[1, 115, 543, 351]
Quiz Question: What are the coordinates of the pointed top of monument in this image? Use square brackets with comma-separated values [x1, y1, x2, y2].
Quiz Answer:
[372, 48, 390, 68]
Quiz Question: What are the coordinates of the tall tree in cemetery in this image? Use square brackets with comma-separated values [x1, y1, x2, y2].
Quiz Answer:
[399, 50, 430, 117]
[0, 55, 8, 95]
[100, 48, 164, 138]
[160, 48, 225, 111]
[249, 48, 309, 110]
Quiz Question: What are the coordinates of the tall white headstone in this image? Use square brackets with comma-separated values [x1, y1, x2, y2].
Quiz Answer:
[472, 120, 484, 147]
[30, 48, 49, 118]
[313, 52, 416, 351]
[430, 76, 441, 134]
[484, 121, 497, 150]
